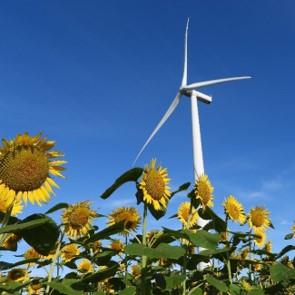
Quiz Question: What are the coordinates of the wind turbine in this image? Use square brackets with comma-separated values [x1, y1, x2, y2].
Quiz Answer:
[134, 19, 251, 182]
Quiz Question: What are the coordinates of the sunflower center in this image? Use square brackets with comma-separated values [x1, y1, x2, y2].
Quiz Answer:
[69, 207, 90, 228]
[9, 269, 26, 281]
[145, 170, 165, 200]
[251, 211, 265, 227]
[229, 204, 240, 219]
[0, 148, 49, 192]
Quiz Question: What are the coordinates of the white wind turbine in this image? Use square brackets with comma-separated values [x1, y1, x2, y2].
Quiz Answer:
[134, 18, 251, 183]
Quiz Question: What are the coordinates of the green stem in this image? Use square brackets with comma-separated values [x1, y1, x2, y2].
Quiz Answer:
[46, 230, 64, 294]
[0, 197, 16, 245]
[141, 204, 148, 294]
[125, 235, 128, 286]
[224, 216, 232, 284]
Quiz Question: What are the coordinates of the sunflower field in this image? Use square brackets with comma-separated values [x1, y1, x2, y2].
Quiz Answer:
[0, 133, 294, 295]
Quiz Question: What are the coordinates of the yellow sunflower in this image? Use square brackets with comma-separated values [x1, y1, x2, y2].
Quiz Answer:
[194, 175, 214, 209]
[240, 247, 249, 260]
[110, 240, 124, 252]
[139, 159, 171, 211]
[78, 259, 93, 273]
[241, 280, 252, 292]
[223, 195, 246, 224]
[108, 207, 140, 235]
[248, 207, 270, 230]
[0, 193, 23, 216]
[28, 281, 43, 295]
[7, 268, 29, 283]
[292, 223, 295, 238]
[62, 201, 98, 239]
[177, 202, 199, 229]
[131, 264, 141, 278]
[0, 133, 65, 206]
[265, 241, 272, 253]
[253, 228, 266, 248]
[1, 234, 21, 250]
[61, 244, 80, 262]
[24, 247, 41, 266]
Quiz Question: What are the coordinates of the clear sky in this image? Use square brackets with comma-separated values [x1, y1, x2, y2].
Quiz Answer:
[0, 0, 294, 255]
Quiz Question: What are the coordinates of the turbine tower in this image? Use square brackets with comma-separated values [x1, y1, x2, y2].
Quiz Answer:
[134, 19, 251, 183]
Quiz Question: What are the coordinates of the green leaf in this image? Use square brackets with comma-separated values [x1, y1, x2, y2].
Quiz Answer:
[125, 243, 185, 259]
[205, 275, 228, 292]
[20, 214, 60, 256]
[86, 222, 125, 243]
[248, 288, 264, 295]
[270, 263, 295, 282]
[185, 230, 219, 250]
[198, 207, 227, 233]
[188, 287, 203, 295]
[45, 202, 69, 214]
[275, 245, 295, 259]
[199, 247, 231, 257]
[47, 279, 82, 295]
[229, 284, 241, 295]
[171, 182, 191, 197]
[165, 274, 186, 290]
[101, 168, 143, 199]
[284, 233, 294, 240]
[0, 217, 48, 234]
[119, 286, 136, 295]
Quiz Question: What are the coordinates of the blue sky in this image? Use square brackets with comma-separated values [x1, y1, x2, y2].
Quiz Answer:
[0, 0, 294, 257]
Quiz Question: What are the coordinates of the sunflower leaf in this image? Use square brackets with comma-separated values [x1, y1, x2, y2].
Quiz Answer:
[185, 230, 219, 250]
[205, 274, 228, 292]
[170, 182, 191, 197]
[20, 214, 60, 256]
[270, 262, 295, 282]
[45, 202, 69, 214]
[101, 168, 143, 199]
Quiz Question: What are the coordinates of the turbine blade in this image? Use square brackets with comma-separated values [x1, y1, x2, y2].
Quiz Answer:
[184, 76, 251, 90]
[181, 18, 189, 87]
[133, 92, 182, 165]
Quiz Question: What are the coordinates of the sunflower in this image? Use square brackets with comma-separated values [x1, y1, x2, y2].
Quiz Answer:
[90, 240, 102, 254]
[253, 228, 266, 248]
[28, 281, 43, 295]
[139, 159, 171, 211]
[265, 241, 272, 253]
[241, 280, 252, 292]
[131, 264, 141, 278]
[110, 240, 124, 252]
[177, 202, 199, 228]
[78, 259, 93, 273]
[292, 223, 295, 238]
[0, 193, 23, 216]
[1, 234, 21, 250]
[240, 247, 249, 260]
[248, 207, 270, 230]
[194, 175, 214, 209]
[223, 195, 246, 224]
[108, 207, 140, 235]
[0, 133, 65, 206]
[62, 201, 98, 239]
[7, 268, 29, 283]
[61, 244, 80, 262]
[24, 247, 41, 266]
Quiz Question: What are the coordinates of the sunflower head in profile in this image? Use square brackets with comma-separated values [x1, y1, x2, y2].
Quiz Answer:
[1, 234, 21, 250]
[177, 202, 199, 229]
[265, 241, 272, 254]
[241, 280, 252, 292]
[0, 133, 65, 206]
[110, 240, 124, 252]
[223, 195, 246, 224]
[28, 280, 43, 295]
[108, 207, 140, 236]
[240, 247, 249, 260]
[248, 206, 270, 230]
[194, 175, 214, 209]
[253, 228, 266, 248]
[7, 268, 29, 283]
[78, 259, 93, 273]
[131, 264, 141, 278]
[62, 201, 98, 239]
[139, 159, 171, 211]
[61, 244, 80, 263]
[292, 223, 295, 238]
[24, 247, 41, 267]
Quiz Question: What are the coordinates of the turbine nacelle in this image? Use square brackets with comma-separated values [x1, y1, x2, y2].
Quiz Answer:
[180, 87, 212, 104]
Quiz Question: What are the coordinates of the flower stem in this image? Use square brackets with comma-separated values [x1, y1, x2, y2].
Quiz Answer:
[0, 198, 16, 245]
[141, 204, 148, 294]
